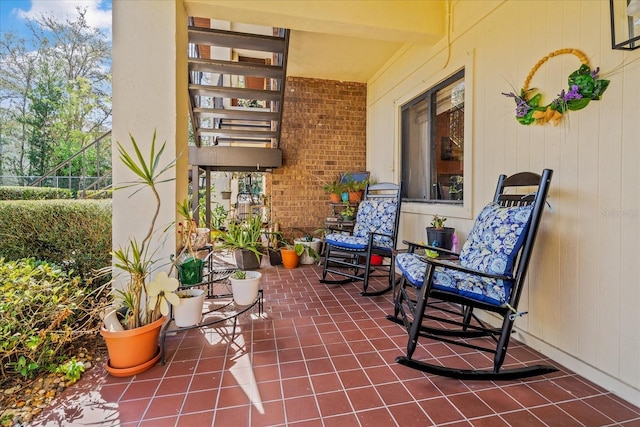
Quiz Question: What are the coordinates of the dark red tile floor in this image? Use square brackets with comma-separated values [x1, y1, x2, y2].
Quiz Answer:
[31, 265, 640, 426]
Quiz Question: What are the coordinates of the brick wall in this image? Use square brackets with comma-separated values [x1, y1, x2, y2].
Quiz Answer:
[268, 77, 366, 239]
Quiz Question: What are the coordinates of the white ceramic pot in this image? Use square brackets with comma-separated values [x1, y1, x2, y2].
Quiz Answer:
[294, 238, 323, 264]
[173, 288, 206, 327]
[229, 271, 262, 305]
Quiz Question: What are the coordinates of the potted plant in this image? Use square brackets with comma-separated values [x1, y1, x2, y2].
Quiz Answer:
[323, 181, 345, 203]
[228, 269, 262, 305]
[172, 287, 206, 327]
[279, 241, 304, 269]
[218, 214, 264, 270]
[174, 198, 205, 285]
[292, 228, 323, 265]
[449, 175, 463, 200]
[425, 214, 456, 250]
[100, 131, 181, 377]
[340, 203, 356, 221]
[345, 176, 368, 203]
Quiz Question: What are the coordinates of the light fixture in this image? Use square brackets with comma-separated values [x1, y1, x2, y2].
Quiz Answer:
[610, 0, 640, 50]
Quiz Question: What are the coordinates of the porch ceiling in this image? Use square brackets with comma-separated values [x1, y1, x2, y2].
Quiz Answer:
[184, 0, 446, 82]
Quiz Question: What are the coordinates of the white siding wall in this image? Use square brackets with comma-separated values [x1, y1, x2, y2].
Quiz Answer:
[368, 0, 640, 405]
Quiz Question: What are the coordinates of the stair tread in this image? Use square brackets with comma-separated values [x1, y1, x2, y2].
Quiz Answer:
[190, 84, 281, 101]
[196, 128, 278, 138]
[193, 107, 279, 121]
[189, 58, 284, 79]
[188, 26, 286, 53]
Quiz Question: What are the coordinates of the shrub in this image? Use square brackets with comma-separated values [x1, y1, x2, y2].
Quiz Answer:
[0, 258, 105, 381]
[0, 186, 73, 200]
[0, 199, 112, 285]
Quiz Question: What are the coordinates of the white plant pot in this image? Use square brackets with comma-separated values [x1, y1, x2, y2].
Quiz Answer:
[229, 271, 262, 305]
[294, 238, 323, 264]
[173, 288, 206, 327]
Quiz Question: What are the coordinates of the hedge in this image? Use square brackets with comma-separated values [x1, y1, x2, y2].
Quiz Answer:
[0, 199, 112, 285]
[0, 186, 73, 200]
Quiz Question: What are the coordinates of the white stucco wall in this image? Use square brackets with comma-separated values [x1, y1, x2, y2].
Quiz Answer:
[112, 0, 189, 286]
[368, 0, 640, 405]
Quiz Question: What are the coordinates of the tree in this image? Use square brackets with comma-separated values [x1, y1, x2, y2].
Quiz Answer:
[0, 7, 111, 180]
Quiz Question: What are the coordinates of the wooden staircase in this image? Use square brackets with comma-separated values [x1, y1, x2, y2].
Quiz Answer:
[188, 24, 289, 171]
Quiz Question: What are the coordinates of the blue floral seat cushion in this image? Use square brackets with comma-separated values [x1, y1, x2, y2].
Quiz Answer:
[395, 202, 532, 306]
[395, 253, 511, 306]
[459, 202, 533, 276]
[325, 199, 397, 250]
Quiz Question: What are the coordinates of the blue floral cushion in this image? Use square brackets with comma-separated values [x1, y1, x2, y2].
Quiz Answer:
[432, 267, 510, 306]
[396, 253, 427, 286]
[459, 203, 533, 276]
[326, 200, 398, 250]
[395, 252, 511, 306]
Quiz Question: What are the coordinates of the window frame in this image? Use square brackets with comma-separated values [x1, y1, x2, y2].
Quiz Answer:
[396, 53, 474, 221]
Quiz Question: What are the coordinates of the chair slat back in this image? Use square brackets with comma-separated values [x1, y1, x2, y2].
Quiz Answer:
[492, 169, 553, 305]
[359, 182, 403, 248]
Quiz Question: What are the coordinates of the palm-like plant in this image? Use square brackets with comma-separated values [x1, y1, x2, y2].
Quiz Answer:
[109, 131, 178, 329]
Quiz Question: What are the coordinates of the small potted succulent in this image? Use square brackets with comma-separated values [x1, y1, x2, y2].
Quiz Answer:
[228, 269, 261, 305]
[425, 214, 455, 250]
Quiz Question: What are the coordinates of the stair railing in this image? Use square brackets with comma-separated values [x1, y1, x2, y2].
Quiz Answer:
[29, 130, 112, 196]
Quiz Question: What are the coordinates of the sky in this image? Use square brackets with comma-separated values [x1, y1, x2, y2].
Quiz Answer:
[0, 0, 112, 39]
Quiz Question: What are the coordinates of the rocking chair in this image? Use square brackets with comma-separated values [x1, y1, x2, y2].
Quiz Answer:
[388, 169, 555, 380]
[321, 182, 403, 296]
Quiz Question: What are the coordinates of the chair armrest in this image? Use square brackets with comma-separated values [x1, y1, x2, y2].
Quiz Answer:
[418, 256, 515, 282]
[326, 227, 354, 235]
[402, 239, 460, 257]
[371, 231, 393, 239]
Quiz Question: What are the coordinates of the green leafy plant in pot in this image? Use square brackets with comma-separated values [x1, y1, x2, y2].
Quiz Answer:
[292, 228, 323, 265]
[218, 214, 264, 270]
[323, 181, 346, 203]
[279, 239, 304, 269]
[449, 175, 463, 200]
[340, 203, 356, 221]
[100, 131, 181, 376]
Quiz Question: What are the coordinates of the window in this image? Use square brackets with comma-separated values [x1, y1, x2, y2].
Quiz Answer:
[401, 69, 465, 203]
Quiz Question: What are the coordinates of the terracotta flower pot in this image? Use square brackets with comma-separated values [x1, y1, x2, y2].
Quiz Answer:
[100, 315, 165, 375]
[330, 193, 341, 203]
[280, 248, 299, 269]
[348, 190, 363, 203]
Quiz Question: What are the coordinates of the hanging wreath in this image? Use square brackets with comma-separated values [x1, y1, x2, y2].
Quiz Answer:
[502, 48, 610, 126]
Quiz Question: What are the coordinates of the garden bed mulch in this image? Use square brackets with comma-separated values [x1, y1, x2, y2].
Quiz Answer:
[0, 335, 106, 427]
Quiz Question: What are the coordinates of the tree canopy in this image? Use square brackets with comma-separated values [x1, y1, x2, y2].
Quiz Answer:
[0, 7, 111, 181]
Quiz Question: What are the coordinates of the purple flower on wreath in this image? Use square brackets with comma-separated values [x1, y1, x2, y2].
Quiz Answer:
[502, 92, 532, 118]
[552, 84, 583, 109]
[562, 85, 583, 101]
[590, 66, 600, 79]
